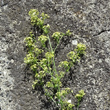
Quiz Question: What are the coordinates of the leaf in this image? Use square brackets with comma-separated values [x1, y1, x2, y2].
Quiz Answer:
[46, 82, 54, 88]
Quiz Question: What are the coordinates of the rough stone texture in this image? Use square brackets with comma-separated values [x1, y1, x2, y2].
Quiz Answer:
[0, 0, 110, 110]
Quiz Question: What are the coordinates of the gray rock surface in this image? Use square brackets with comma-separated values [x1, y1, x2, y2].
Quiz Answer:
[0, 0, 110, 110]
[0, 39, 14, 110]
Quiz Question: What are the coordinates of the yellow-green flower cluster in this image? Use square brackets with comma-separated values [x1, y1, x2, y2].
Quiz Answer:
[52, 32, 62, 43]
[38, 35, 48, 47]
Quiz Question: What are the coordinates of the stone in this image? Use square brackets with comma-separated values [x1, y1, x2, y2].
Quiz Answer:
[72, 40, 78, 45]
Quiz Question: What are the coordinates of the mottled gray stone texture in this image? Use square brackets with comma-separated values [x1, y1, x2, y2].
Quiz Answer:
[0, 0, 110, 110]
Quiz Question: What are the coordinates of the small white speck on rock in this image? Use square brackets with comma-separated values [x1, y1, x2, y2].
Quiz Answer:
[11, 59, 14, 63]
[72, 40, 78, 45]
[68, 99, 71, 103]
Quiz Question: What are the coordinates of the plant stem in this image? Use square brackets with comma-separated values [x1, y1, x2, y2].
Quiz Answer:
[47, 34, 61, 106]
[47, 35, 57, 75]
[54, 36, 63, 52]
[47, 35, 53, 52]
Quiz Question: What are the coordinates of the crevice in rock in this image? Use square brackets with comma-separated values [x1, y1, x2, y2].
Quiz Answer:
[93, 29, 110, 36]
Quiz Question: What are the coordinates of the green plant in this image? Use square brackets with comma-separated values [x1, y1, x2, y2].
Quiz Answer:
[75, 43, 86, 56]
[75, 90, 85, 110]
[52, 32, 62, 43]
[24, 9, 86, 110]
[38, 35, 48, 47]
[55, 88, 74, 110]
[67, 43, 86, 64]
[58, 61, 70, 72]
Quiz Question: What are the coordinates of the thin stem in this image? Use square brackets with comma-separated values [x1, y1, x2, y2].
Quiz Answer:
[47, 35, 53, 52]
[47, 35, 57, 75]
[77, 105, 79, 110]
[45, 47, 50, 51]
[54, 36, 63, 52]
[47, 57, 52, 75]
[47, 34, 61, 106]
[77, 100, 80, 110]
[52, 56, 57, 74]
